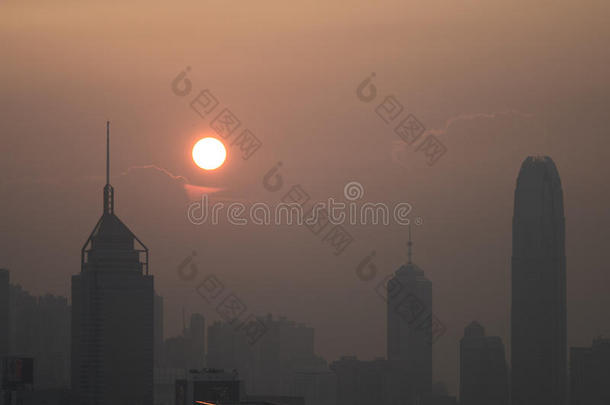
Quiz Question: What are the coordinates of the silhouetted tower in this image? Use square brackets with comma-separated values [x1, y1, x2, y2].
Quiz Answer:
[511, 156, 566, 405]
[387, 227, 432, 404]
[71, 122, 154, 405]
[459, 321, 508, 405]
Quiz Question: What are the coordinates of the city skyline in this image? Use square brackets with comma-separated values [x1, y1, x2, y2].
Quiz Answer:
[1, 146, 602, 403]
[3, 1, 610, 402]
[1, 142, 607, 400]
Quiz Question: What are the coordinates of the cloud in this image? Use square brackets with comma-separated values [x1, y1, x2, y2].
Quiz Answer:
[120, 164, 225, 200]
[119, 165, 190, 183]
[391, 110, 537, 168]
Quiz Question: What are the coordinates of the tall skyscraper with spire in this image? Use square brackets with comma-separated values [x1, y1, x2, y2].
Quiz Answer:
[387, 228, 432, 404]
[71, 122, 154, 405]
[511, 156, 566, 405]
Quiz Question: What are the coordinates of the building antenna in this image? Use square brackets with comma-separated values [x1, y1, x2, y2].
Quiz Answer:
[103, 121, 114, 214]
[106, 121, 110, 185]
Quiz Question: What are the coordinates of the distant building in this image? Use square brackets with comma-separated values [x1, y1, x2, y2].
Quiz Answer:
[163, 335, 191, 370]
[160, 312, 206, 370]
[289, 369, 336, 405]
[387, 230, 432, 404]
[154, 367, 187, 405]
[33, 294, 71, 389]
[459, 321, 508, 405]
[154, 293, 164, 367]
[71, 123, 154, 405]
[330, 356, 406, 405]
[207, 315, 324, 397]
[0, 269, 9, 357]
[423, 382, 458, 405]
[175, 368, 243, 405]
[511, 156, 567, 405]
[7, 285, 70, 389]
[207, 320, 256, 383]
[570, 338, 610, 405]
[188, 313, 206, 370]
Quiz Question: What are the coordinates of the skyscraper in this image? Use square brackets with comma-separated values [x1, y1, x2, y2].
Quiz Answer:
[511, 156, 566, 405]
[387, 229, 432, 404]
[459, 321, 508, 405]
[154, 293, 164, 367]
[71, 123, 154, 405]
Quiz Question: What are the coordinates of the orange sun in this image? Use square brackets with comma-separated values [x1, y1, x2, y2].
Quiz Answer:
[192, 137, 226, 170]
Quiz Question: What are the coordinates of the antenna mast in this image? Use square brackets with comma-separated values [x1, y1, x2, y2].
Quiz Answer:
[103, 121, 114, 214]
[106, 121, 110, 185]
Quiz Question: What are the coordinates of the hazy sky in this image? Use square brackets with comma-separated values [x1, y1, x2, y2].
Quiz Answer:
[2, 0, 610, 394]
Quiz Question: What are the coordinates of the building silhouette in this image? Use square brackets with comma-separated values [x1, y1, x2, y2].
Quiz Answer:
[459, 321, 508, 405]
[425, 382, 458, 405]
[570, 338, 610, 405]
[175, 368, 243, 405]
[331, 356, 400, 405]
[5, 283, 71, 389]
[71, 123, 154, 405]
[290, 368, 336, 405]
[511, 156, 567, 405]
[0, 269, 9, 357]
[154, 293, 164, 367]
[160, 312, 206, 370]
[188, 313, 206, 370]
[207, 315, 324, 397]
[387, 229, 432, 404]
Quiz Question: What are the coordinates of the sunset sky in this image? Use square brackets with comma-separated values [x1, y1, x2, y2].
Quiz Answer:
[2, 0, 610, 394]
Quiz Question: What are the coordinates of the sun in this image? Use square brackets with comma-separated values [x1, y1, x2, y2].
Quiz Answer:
[192, 137, 227, 170]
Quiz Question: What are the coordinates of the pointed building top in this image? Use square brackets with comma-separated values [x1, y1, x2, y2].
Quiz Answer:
[395, 225, 427, 278]
[81, 121, 150, 275]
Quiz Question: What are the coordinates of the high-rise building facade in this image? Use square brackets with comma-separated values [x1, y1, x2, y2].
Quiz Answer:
[154, 293, 164, 367]
[511, 156, 567, 405]
[71, 123, 154, 405]
[387, 232, 432, 404]
[459, 321, 508, 405]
